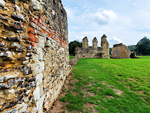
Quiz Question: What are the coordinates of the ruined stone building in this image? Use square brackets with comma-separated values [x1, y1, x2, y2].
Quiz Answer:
[75, 34, 110, 59]
[111, 43, 131, 58]
[0, 0, 71, 112]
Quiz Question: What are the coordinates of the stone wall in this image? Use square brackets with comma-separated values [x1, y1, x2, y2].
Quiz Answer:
[75, 34, 110, 59]
[111, 43, 131, 59]
[0, 0, 71, 112]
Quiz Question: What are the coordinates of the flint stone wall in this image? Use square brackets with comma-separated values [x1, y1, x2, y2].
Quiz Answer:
[111, 43, 131, 59]
[0, 0, 71, 112]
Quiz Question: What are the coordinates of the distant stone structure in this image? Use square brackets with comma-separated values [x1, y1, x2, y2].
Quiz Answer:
[111, 43, 131, 58]
[69, 57, 78, 66]
[82, 37, 89, 49]
[75, 34, 110, 59]
[130, 52, 138, 58]
[92, 37, 98, 49]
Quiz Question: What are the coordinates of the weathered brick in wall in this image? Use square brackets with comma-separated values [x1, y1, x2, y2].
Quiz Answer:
[0, 0, 70, 112]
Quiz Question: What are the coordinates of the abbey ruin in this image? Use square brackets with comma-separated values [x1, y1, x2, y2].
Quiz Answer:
[111, 43, 131, 59]
[75, 34, 110, 59]
[0, 0, 71, 112]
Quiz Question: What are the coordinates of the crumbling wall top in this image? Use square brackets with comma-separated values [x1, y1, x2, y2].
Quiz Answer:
[101, 34, 109, 46]
[82, 36, 88, 49]
[92, 37, 98, 49]
[82, 36, 88, 42]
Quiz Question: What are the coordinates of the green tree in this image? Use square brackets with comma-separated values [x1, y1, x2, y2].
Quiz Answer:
[128, 45, 136, 52]
[69, 41, 82, 55]
[135, 37, 150, 55]
[109, 48, 112, 55]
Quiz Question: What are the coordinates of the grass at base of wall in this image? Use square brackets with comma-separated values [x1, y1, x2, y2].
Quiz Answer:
[60, 56, 150, 113]
[69, 56, 75, 60]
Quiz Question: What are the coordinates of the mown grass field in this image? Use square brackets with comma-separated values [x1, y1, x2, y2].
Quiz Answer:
[60, 56, 150, 113]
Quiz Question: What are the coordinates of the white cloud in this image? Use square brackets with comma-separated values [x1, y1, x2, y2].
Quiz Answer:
[66, 8, 125, 46]
[108, 37, 122, 47]
[91, 9, 118, 25]
[65, 7, 118, 26]
[144, 33, 150, 38]
[63, 0, 150, 46]
[66, 7, 133, 46]
[133, 2, 137, 6]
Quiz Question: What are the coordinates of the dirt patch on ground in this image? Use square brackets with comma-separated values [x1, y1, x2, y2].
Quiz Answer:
[49, 72, 74, 113]
[84, 103, 98, 113]
[128, 78, 137, 82]
[106, 95, 114, 99]
[89, 76, 94, 79]
[82, 82, 98, 97]
[102, 81, 113, 88]
[49, 100, 68, 113]
[102, 81, 123, 96]
[102, 81, 107, 86]
[82, 88, 96, 98]
[113, 89, 123, 95]
[126, 85, 130, 89]
[137, 91, 144, 95]
[85, 83, 93, 88]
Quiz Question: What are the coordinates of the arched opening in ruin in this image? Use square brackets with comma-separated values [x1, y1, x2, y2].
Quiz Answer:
[94, 53, 103, 58]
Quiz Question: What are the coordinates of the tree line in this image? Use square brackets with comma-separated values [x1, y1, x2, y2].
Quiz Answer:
[128, 37, 150, 55]
[69, 41, 82, 56]
[69, 37, 150, 56]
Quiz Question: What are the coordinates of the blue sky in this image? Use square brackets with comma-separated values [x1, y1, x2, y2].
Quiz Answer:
[61, 0, 150, 47]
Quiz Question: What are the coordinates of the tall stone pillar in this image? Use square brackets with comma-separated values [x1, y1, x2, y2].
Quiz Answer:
[92, 37, 98, 49]
[82, 36, 89, 49]
[101, 34, 110, 58]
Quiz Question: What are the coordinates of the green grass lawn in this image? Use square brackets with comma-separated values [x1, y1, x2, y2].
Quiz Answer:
[60, 56, 150, 113]
[69, 56, 75, 60]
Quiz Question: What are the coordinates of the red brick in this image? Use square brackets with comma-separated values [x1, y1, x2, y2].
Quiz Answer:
[35, 37, 39, 43]
[29, 37, 35, 42]
[47, 34, 51, 38]
[28, 33, 35, 38]
[50, 32, 55, 36]
[39, 13, 42, 16]
[28, 27, 34, 33]
[31, 42, 35, 46]
[41, 29, 46, 34]
[30, 17, 38, 24]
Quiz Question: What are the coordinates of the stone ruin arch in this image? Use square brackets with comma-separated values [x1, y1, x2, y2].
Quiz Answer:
[75, 34, 110, 59]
